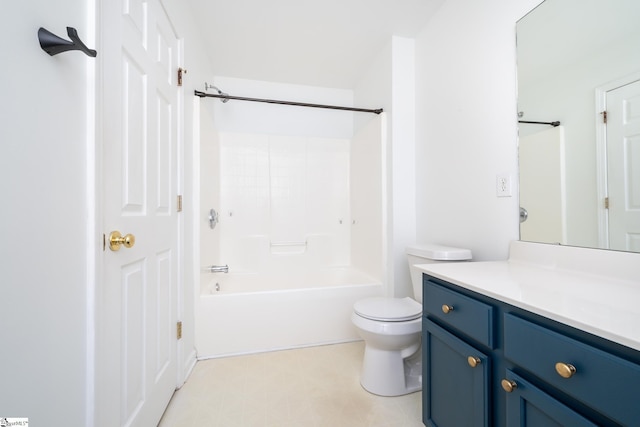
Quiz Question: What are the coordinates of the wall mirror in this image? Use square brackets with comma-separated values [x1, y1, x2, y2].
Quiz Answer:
[516, 0, 640, 252]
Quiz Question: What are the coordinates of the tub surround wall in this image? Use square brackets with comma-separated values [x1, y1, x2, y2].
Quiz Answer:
[199, 117, 221, 278]
[218, 132, 351, 274]
[351, 115, 385, 281]
[203, 76, 385, 284]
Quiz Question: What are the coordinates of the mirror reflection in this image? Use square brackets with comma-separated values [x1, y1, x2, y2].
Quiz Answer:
[517, 0, 640, 252]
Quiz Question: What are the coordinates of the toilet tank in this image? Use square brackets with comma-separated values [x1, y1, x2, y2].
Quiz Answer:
[406, 244, 472, 303]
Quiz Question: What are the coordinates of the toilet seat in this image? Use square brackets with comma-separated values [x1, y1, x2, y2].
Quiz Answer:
[354, 297, 422, 322]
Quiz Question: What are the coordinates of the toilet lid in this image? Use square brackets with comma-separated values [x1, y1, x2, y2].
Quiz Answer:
[354, 297, 422, 322]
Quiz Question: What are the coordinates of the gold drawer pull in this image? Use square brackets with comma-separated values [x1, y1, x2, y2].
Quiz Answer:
[501, 379, 517, 393]
[441, 304, 454, 314]
[555, 362, 576, 379]
[467, 356, 481, 368]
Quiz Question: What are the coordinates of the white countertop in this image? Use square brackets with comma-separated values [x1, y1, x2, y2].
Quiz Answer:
[416, 242, 640, 352]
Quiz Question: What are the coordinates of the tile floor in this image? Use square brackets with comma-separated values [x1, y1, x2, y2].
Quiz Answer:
[159, 341, 424, 427]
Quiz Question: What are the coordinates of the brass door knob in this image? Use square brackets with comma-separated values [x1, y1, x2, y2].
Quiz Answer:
[555, 362, 576, 379]
[467, 356, 481, 368]
[109, 231, 136, 251]
[501, 379, 518, 393]
[442, 304, 454, 314]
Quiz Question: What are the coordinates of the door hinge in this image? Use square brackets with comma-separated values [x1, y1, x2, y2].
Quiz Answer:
[601, 110, 607, 124]
[177, 195, 183, 212]
[177, 67, 187, 86]
[604, 197, 609, 209]
[177, 321, 182, 340]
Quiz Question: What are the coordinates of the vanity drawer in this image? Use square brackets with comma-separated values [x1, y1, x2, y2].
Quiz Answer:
[423, 280, 495, 348]
[504, 313, 640, 426]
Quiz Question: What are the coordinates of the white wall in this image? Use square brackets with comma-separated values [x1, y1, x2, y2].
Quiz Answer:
[354, 41, 393, 290]
[0, 1, 93, 424]
[354, 37, 416, 297]
[415, 0, 543, 261]
[390, 37, 417, 297]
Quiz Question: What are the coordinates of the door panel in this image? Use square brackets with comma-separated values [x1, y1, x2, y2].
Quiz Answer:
[423, 318, 490, 427]
[122, 259, 146, 425]
[519, 126, 566, 245]
[503, 370, 597, 427]
[122, 52, 147, 211]
[607, 79, 640, 252]
[100, 0, 179, 425]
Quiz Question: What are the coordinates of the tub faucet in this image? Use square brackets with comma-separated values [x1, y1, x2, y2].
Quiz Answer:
[208, 264, 229, 273]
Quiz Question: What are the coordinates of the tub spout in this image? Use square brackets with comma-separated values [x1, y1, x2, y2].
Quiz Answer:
[208, 264, 229, 273]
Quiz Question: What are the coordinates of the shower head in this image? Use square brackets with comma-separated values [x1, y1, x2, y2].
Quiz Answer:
[204, 82, 229, 103]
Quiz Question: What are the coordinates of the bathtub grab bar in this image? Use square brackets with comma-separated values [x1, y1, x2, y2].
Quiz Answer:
[270, 241, 307, 247]
[207, 264, 229, 273]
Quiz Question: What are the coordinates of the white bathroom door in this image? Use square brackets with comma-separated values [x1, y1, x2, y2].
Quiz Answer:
[519, 126, 567, 245]
[99, 0, 180, 425]
[607, 79, 640, 252]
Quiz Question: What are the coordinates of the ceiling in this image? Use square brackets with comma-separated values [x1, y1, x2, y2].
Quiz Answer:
[185, 0, 446, 89]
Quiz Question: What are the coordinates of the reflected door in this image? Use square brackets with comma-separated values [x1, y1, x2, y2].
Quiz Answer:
[519, 126, 567, 244]
[607, 79, 640, 252]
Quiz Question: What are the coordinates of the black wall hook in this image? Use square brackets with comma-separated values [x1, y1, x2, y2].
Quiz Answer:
[38, 27, 97, 57]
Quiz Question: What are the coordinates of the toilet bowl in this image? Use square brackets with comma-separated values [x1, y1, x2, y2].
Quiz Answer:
[352, 243, 472, 396]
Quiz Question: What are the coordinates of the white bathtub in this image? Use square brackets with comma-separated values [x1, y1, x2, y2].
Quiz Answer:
[196, 267, 384, 358]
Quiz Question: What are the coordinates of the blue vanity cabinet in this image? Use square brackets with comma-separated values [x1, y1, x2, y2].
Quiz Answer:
[422, 279, 495, 427]
[503, 313, 640, 426]
[423, 318, 490, 427]
[422, 280, 495, 348]
[502, 370, 597, 426]
[422, 275, 640, 427]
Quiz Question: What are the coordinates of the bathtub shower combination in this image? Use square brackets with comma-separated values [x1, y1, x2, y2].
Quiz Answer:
[197, 114, 386, 358]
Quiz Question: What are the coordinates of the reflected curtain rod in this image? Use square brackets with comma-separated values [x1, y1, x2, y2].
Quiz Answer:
[518, 120, 561, 127]
[194, 90, 383, 115]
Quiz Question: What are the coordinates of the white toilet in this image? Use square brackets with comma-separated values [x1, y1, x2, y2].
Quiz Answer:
[352, 243, 472, 396]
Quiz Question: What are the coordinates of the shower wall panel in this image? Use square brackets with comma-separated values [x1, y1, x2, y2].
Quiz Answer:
[350, 115, 385, 282]
[219, 131, 350, 273]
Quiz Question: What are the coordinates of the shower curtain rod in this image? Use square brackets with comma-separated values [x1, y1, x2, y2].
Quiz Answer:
[194, 90, 383, 115]
[518, 120, 561, 127]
